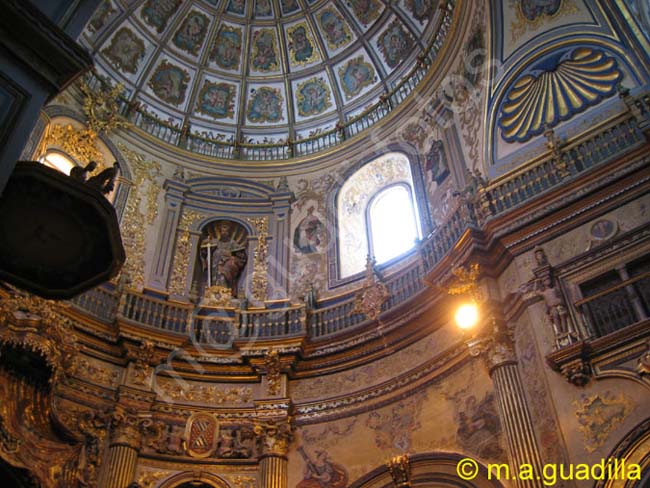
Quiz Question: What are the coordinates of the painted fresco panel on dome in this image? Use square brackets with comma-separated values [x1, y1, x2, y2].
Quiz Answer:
[210, 25, 242, 70]
[281, 0, 300, 15]
[318, 8, 352, 50]
[293, 206, 326, 254]
[287, 24, 320, 66]
[102, 27, 145, 74]
[404, 0, 434, 23]
[255, 0, 273, 17]
[147, 60, 190, 105]
[141, 0, 182, 33]
[624, 0, 650, 40]
[226, 0, 246, 15]
[172, 10, 210, 56]
[246, 87, 284, 123]
[338, 57, 376, 99]
[348, 0, 382, 26]
[251, 29, 280, 72]
[87, 0, 117, 35]
[504, 0, 585, 55]
[519, 0, 562, 21]
[196, 80, 236, 119]
[378, 20, 415, 68]
[296, 77, 332, 117]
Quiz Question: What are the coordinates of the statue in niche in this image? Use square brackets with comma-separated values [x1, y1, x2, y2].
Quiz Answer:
[535, 275, 577, 347]
[198, 220, 248, 302]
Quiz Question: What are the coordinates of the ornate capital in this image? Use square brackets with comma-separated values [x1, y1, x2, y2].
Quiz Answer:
[253, 417, 294, 457]
[109, 406, 157, 450]
[466, 317, 517, 372]
[387, 455, 411, 487]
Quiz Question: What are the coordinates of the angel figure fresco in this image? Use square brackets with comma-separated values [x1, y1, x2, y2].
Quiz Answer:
[297, 447, 348, 488]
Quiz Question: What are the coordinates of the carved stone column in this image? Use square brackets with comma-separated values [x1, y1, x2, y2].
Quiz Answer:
[469, 319, 545, 488]
[101, 406, 158, 488]
[254, 418, 294, 488]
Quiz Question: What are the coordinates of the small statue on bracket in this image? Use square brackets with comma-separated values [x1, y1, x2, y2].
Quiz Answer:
[87, 161, 120, 194]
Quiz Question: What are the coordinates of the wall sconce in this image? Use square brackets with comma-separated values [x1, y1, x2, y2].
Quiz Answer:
[445, 263, 482, 331]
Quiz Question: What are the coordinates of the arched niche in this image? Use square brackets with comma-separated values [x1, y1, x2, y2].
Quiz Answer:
[348, 452, 505, 488]
[595, 417, 650, 488]
[157, 471, 231, 488]
[192, 219, 250, 303]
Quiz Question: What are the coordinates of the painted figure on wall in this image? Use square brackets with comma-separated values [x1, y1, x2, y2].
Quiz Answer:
[173, 11, 209, 55]
[424, 140, 449, 184]
[199, 220, 248, 297]
[378, 21, 415, 68]
[349, 0, 381, 25]
[88, 0, 116, 33]
[297, 447, 348, 488]
[293, 206, 325, 253]
[196, 81, 235, 119]
[252, 30, 279, 72]
[141, 0, 182, 33]
[255, 0, 272, 16]
[519, 0, 562, 21]
[288, 25, 316, 64]
[319, 9, 351, 49]
[148, 60, 189, 105]
[211, 26, 242, 70]
[456, 393, 503, 459]
[102, 27, 145, 74]
[247, 87, 283, 123]
[297, 79, 331, 117]
[339, 57, 375, 99]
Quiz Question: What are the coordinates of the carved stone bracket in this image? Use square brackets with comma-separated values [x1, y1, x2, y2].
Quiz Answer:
[126, 340, 156, 387]
[546, 341, 593, 387]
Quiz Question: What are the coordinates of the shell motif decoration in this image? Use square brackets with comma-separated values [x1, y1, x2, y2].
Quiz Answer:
[498, 47, 622, 143]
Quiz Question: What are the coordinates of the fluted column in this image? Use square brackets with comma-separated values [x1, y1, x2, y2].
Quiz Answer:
[254, 418, 293, 488]
[101, 406, 155, 488]
[470, 321, 545, 488]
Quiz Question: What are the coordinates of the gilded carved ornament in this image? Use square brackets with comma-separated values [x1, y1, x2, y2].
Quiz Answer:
[169, 208, 205, 296]
[0, 289, 79, 381]
[127, 340, 156, 386]
[247, 217, 269, 303]
[352, 257, 389, 321]
[109, 405, 165, 450]
[117, 144, 162, 289]
[253, 417, 294, 456]
[41, 124, 104, 168]
[79, 77, 130, 135]
[387, 454, 412, 488]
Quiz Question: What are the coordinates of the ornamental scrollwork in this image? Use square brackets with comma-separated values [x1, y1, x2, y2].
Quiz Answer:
[352, 258, 388, 321]
[247, 217, 269, 303]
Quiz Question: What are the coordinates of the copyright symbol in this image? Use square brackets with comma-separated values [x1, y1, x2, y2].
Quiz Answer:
[457, 458, 479, 480]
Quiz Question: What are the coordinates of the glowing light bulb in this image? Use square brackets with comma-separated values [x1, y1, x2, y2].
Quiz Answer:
[455, 302, 479, 330]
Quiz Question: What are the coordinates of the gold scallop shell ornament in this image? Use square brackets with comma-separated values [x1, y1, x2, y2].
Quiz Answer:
[498, 47, 623, 143]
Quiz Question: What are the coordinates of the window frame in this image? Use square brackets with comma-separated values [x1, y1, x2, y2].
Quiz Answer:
[365, 182, 421, 266]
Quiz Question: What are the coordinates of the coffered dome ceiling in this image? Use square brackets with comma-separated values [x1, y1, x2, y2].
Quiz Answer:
[82, 0, 447, 151]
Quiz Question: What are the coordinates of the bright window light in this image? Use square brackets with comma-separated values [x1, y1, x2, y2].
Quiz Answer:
[39, 151, 76, 175]
[369, 185, 419, 264]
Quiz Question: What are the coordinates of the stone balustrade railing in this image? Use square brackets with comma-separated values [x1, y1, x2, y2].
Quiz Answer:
[67, 93, 649, 344]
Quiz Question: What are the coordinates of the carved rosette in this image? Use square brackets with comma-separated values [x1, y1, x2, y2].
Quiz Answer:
[253, 418, 294, 457]
[247, 217, 269, 303]
[169, 209, 204, 296]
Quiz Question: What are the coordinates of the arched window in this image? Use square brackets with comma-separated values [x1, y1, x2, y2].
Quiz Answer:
[337, 153, 422, 279]
[39, 149, 76, 174]
[368, 184, 419, 264]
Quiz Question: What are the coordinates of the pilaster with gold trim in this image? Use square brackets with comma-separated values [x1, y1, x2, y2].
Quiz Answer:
[254, 415, 294, 488]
